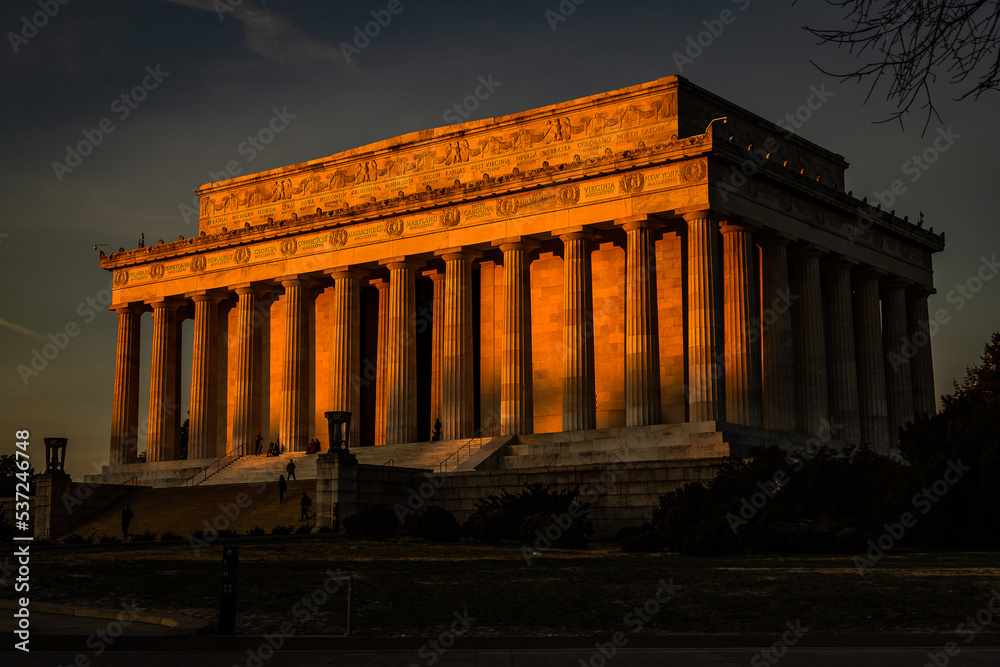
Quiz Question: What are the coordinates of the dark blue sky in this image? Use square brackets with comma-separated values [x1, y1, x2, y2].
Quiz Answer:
[2, 0, 998, 477]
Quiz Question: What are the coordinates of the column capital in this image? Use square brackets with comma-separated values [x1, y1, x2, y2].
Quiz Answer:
[147, 297, 185, 310]
[379, 256, 423, 271]
[553, 225, 599, 241]
[719, 219, 759, 235]
[615, 214, 652, 232]
[679, 208, 719, 223]
[821, 254, 860, 270]
[492, 236, 541, 252]
[422, 268, 445, 280]
[369, 277, 389, 291]
[907, 284, 936, 297]
[112, 302, 147, 315]
[756, 231, 795, 246]
[325, 266, 369, 282]
[880, 276, 913, 291]
[434, 247, 482, 262]
[787, 243, 828, 260]
[853, 265, 888, 280]
[186, 289, 227, 304]
[230, 282, 270, 297]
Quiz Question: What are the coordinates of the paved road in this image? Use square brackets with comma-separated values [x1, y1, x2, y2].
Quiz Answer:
[4, 647, 1000, 666]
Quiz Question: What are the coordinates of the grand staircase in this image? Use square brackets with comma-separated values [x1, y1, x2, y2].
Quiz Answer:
[61, 479, 316, 540]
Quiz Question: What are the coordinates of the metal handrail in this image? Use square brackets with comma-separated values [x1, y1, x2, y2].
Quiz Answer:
[383, 459, 395, 466]
[181, 443, 249, 487]
[438, 423, 498, 473]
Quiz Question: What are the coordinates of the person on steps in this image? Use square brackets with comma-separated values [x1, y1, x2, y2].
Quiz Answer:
[121, 505, 134, 539]
[300, 491, 312, 521]
[286, 458, 296, 481]
[278, 474, 287, 503]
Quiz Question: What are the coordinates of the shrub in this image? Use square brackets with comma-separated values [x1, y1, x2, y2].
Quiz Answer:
[463, 508, 519, 543]
[414, 506, 462, 542]
[159, 532, 183, 541]
[468, 483, 592, 545]
[518, 511, 592, 549]
[344, 505, 397, 540]
[130, 531, 157, 542]
[271, 525, 295, 535]
[98, 535, 121, 544]
[63, 533, 97, 545]
[316, 525, 334, 533]
[295, 525, 312, 535]
[246, 526, 266, 536]
[617, 523, 663, 553]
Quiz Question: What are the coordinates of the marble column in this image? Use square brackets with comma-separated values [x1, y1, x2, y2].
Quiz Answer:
[619, 216, 662, 426]
[232, 286, 265, 454]
[560, 231, 597, 431]
[440, 249, 477, 440]
[330, 269, 362, 427]
[280, 277, 309, 452]
[499, 239, 536, 435]
[373, 279, 389, 446]
[821, 257, 861, 442]
[383, 259, 419, 445]
[147, 299, 181, 462]
[788, 246, 828, 435]
[758, 235, 797, 432]
[881, 278, 915, 440]
[721, 221, 762, 427]
[684, 211, 723, 422]
[188, 292, 223, 460]
[852, 268, 892, 448]
[110, 306, 141, 465]
[424, 269, 445, 430]
[907, 287, 937, 416]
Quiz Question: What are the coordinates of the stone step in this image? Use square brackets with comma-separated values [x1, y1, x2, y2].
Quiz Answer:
[506, 432, 724, 456]
[61, 480, 317, 540]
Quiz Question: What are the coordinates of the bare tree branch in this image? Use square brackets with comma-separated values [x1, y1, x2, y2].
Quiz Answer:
[799, 0, 1000, 133]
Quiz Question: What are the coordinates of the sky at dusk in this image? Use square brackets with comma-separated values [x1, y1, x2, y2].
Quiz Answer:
[2, 0, 998, 480]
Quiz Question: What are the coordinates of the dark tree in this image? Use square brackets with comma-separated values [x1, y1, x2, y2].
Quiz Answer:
[801, 0, 1000, 131]
[0, 454, 36, 496]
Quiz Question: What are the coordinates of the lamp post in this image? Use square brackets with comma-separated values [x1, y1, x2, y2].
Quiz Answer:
[324, 411, 352, 453]
[43, 437, 68, 473]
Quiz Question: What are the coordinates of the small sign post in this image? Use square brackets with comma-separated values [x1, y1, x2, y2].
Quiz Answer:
[219, 545, 239, 634]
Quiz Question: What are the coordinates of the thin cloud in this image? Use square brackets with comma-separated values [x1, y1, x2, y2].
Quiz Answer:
[162, 0, 347, 67]
[0, 318, 45, 340]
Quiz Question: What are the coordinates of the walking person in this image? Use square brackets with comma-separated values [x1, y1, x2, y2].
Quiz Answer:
[300, 491, 312, 521]
[278, 474, 287, 503]
[286, 458, 296, 481]
[254, 432, 263, 456]
[121, 505, 134, 540]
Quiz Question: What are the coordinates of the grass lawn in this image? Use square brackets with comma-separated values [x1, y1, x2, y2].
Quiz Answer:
[7, 537, 1000, 636]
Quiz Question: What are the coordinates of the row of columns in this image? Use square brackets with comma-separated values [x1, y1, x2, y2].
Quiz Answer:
[109, 211, 937, 464]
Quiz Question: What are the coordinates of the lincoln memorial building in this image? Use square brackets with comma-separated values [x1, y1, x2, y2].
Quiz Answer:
[97, 75, 944, 481]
